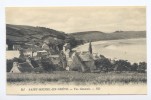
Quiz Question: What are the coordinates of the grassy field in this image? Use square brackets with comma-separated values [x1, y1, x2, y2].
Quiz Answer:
[7, 71, 147, 85]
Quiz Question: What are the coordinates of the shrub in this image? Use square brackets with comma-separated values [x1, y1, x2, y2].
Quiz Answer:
[54, 64, 65, 71]
[7, 59, 13, 72]
[30, 58, 40, 68]
[137, 62, 147, 73]
[113, 60, 131, 72]
[95, 58, 112, 72]
[41, 58, 55, 72]
[7, 57, 25, 72]
[131, 63, 139, 71]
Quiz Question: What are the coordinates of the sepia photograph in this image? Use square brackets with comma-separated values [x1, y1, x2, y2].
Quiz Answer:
[5, 6, 147, 94]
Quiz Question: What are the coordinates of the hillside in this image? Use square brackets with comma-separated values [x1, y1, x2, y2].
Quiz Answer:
[6, 24, 146, 49]
[6, 24, 68, 43]
[71, 31, 146, 42]
[8, 25, 79, 48]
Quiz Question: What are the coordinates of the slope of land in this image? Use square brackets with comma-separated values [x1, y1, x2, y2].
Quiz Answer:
[6, 24, 146, 51]
[6, 24, 71, 46]
[71, 31, 146, 42]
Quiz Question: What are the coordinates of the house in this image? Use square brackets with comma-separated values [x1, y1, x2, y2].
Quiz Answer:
[13, 44, 22, 50]
[68, 52, 88, 72]
[79, 52, 97, 71]
[64, 49, 70, 59]
[25, 42, 33, 46]
[66, 57, 73, 68]
[69, 52, 97, 72]
[63, 43, 71, 52]
[42, 42, 49, 50]
[59, 51, 67, 69]
[62, 42, 98, 72]
[92, 53, 100, 60]
[23, 49, 33, 57]
[10, 62, 33, 73]
[36, 50, 48, 57]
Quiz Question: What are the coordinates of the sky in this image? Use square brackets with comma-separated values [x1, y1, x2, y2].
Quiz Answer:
[6, 7, 146, 33]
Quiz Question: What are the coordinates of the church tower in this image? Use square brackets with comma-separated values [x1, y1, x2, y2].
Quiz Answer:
[88, 41, 92, 54]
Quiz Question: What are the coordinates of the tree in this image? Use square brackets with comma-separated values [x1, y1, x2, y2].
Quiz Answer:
[6, 39, 13, 50]
[7, 59, 13, 72]
[65, 37, 77, 49]
[113, 60, 131, 72]
[41, 57, 55, 72]
[95, 58, 112, 72]
[137, 62, 147, 73]
[131, 63, 138, 71]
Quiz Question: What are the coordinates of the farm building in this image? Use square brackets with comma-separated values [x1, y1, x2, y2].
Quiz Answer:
[10, 62, 33, 73]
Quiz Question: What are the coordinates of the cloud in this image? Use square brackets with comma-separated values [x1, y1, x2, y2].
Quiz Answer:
[6, 7, 146, 33]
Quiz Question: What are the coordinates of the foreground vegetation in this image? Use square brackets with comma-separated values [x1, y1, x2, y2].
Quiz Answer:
[7, 56, 147, 73]
[7, 71, 147, 85]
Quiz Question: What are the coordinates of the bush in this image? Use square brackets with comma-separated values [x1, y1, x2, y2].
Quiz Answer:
[33, 67, 45, 73]
[7, 59, 13, 72]
[137, 62, 147, 73]
[95, 58, 112, 72]
[30, 58, 40, 68]
[95, 57, 147, 73]
[7, 57, 26, 72]
[113, 60, 131, 72]
[131, 63, 139, 71]
[54, 64, 65, 71]
[41, 58, 55, 72]
[13, 57, 25, 63]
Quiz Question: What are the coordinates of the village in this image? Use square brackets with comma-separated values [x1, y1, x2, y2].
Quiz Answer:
[6, 38, 103, 73]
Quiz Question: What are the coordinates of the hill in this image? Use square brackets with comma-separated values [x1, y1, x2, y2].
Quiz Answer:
[6, 24, 79, 49]
[6, 24, 68, 43]
[6, 24, 146, 49]
[71, 31, 146, 42]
